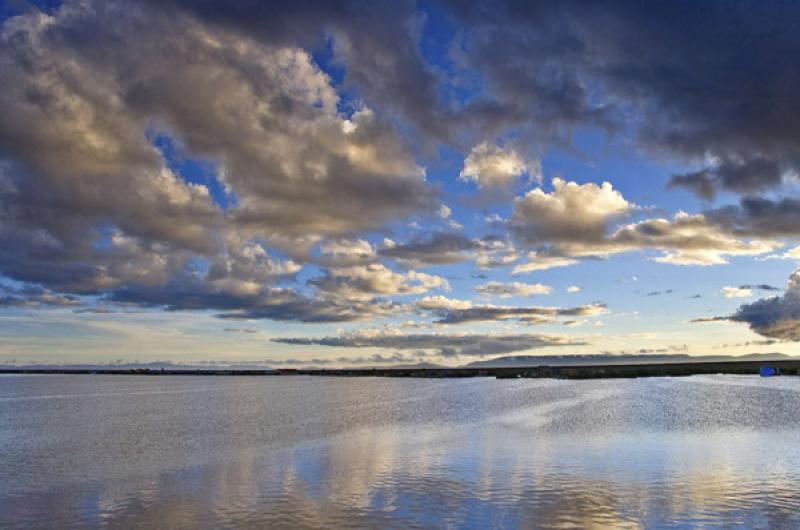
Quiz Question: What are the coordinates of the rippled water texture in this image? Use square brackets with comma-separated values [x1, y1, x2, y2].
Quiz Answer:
[2, 374, 800, 528]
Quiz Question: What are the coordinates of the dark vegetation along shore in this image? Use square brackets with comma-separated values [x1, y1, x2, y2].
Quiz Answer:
[3, 359, 800, 380]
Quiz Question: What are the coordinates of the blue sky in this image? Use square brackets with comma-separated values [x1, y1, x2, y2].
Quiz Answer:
[2, 0, 800, 366]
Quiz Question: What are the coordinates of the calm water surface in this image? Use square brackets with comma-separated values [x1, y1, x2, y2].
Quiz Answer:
[1, 374, 800, 529]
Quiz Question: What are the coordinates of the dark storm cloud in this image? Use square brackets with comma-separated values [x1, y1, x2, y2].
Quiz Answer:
[668, 158, 786, 200]
[706, 197, 800, 238]
[442, 0, 800, 196]
[272, 332, 584, 357]
[694, 269, 800, 341]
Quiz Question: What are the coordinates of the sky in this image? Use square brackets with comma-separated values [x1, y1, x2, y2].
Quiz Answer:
[2, 0, 800, 366]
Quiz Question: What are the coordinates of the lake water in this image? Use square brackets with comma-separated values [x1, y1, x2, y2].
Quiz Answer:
[1, 374, 799, 529]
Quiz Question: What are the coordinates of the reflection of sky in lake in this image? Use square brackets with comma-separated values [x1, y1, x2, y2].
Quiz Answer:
[2, 374, 800, 528]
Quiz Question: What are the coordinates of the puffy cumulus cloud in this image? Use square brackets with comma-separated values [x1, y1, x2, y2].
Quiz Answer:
[604, 213, 781, 266]
[317, 239, 376, 267]
[442, 1, 800, 197]
[414, 296, 606, 325]
[566, 286, 581, 293]
[415, 295, 474, 311]
[508, 179, 778, 268]
[309, 263, 448, 301]
[721, 287, 753, 299]
[0, 1, 435, 304]
[510, 178, 634, 246]
[272, 330, 585, 357]
[206, 239, 301, 297]
[474, 281, 552, 298]
[459, 142, 540, 188]
[701, 269, 800, 341]
[511, 193, 780, 265]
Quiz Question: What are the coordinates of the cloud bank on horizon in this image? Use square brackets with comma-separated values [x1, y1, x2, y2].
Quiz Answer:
[2, 0, 800, 365]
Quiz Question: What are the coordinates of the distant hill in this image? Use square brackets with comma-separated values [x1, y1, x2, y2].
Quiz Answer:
[0, 361, 275, 371]
[380, 362, 445, 370]
[464, 352, 791, 368]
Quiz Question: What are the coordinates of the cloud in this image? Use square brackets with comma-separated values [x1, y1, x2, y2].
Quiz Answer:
[459, 142, 539, 189]
[265, 352, 428, 366]
[566, 286, 581, 293]
[706, 197, 800, 238]
[510, 178, 634, 246]
[310, 263, 448, 301]
[379, 232, 517, 269]
[379, 232, 477, 267]
[740, 284, 781, 292]
[576, 212, 779, 266]
[758, 246, 800, 262]
[721, 287, 753, 299]
[698, 269, 800, 340]
[668, 157, 786, 200]
[317, 239, 377, 267]
[110, 273, 402, 323]
[474, 281, 552, 298]
[509, 180, 778, 266]
[513, 253, 579, 274]
[415, 296, 606, 325]
[272, 329, 585, 357]
[444, 1, 800, 197]
[473, 235, 518, 268]
[0, 285, 81, 308]
[0, 1, 434, 300]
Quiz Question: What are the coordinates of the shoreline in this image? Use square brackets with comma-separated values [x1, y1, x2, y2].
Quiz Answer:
[2, 359, 799, 379]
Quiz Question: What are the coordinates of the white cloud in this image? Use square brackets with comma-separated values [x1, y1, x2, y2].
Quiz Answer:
[312, 264, 448, 301]
[721, 286, 753, 298]
[567, 285, 581, 293]
[319, 239, 376, 266]
[459, 142, 540, 188]
[510, 178, 634, 246]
